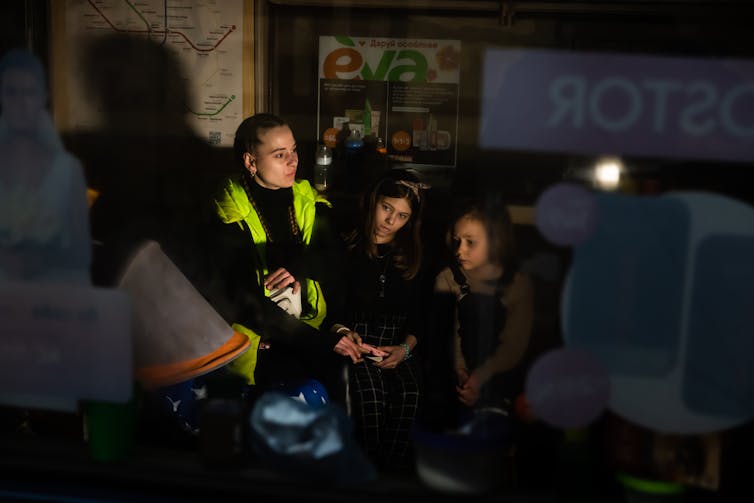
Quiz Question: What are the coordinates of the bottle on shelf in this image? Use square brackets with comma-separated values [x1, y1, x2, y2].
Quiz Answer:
[412, 116, 427, 151]
[313, 143, 332, 192]
[363, 98, 372, 137]
[345, 127, 364, 151]
[344, 128, 365, 191]
[428, 113, 438, 151]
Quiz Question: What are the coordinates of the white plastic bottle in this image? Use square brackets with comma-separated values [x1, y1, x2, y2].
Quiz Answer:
[314, 143, 332, 192]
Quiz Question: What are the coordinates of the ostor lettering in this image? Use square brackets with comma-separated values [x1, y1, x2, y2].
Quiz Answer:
[547, 75, 754, 137]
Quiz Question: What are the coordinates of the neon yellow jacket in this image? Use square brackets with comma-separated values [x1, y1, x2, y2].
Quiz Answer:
[214, 178, 331, 384]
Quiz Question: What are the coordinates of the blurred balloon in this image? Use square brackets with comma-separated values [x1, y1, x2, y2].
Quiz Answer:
[525, 348, 610, 430]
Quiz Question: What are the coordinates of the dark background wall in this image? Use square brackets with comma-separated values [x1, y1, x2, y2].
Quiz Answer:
[3, 1, 754, 206]
[0, 1, 49, 75]
[265, 1, 754, 205]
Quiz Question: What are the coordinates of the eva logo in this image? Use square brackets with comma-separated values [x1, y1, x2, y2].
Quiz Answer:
[321, 36, 429, 82]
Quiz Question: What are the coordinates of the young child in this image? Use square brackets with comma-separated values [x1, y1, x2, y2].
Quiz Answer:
[434, 197, 534, 417]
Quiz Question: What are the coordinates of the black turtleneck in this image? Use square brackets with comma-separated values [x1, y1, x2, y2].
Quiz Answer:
[247, 181, 303, 271]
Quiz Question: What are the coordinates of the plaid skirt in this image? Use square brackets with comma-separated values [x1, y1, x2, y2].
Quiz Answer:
[349, 313, 420, 470]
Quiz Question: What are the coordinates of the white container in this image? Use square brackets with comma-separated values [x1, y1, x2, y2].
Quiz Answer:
[314, 144, 332, 191]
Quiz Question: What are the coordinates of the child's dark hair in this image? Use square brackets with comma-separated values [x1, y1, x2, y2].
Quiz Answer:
[448, 196, 518, 284]
[349, 169, 427, 280]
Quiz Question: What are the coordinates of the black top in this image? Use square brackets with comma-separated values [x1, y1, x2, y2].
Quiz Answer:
[332, 242, 425, 341]
[449, 263, 524, 406]
[247, 183, 296, 241]
[458, 287, 508, 370]
[246, 183, 304, 273]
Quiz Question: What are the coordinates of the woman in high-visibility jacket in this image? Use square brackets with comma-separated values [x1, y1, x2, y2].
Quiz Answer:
[207, 113, 379, 398]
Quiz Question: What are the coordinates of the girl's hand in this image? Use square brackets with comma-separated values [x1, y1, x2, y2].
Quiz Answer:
[359, 342, 388, 358]
[372, 345, 406, 369]
[456, 372, 480, 406]
[264, 267, 299, 293]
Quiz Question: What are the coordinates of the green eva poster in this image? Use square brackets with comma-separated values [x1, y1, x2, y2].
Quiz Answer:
[317, 36, 461, 167]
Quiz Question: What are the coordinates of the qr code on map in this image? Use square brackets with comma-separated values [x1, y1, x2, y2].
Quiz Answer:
[208, 131, 222, 146]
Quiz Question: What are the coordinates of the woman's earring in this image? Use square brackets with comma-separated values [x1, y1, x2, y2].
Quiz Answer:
[244, 152, 256, 177]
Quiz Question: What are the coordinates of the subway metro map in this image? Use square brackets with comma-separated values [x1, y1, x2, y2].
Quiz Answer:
[63, 0, 244, 146]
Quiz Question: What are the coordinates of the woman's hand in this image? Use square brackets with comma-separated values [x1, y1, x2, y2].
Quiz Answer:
[334, 329, 388, 363]
[264, 267, 300, 293]
[456, 370, 481, 407]
[334, 335, 364, 363]
[372, 344, 407, 369]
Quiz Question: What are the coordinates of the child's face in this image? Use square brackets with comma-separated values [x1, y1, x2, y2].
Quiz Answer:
[373, 196, 412, 244]
[452, 216, 489, 272]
